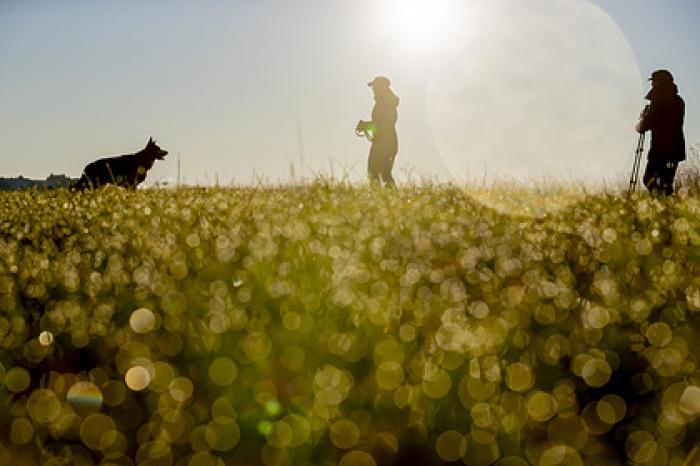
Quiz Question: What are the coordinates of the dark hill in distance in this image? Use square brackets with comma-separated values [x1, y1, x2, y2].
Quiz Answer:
[0, 174, 76, 191]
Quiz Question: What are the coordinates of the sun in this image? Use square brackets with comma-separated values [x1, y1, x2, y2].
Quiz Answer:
[381, 0, 459, 51]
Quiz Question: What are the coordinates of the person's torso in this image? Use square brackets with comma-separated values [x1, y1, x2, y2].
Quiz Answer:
[648, 95, 685, 161]
[371, 103, 398, 142]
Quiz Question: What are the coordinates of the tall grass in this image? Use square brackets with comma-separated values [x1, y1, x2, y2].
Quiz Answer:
[0, 182, 698, 464]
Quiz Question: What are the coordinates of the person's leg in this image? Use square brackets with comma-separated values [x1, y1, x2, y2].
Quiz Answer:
[380, 154, 396, 188]
[660, 161, 678, 195]
[643, 159, 661, 194]
[382, 171, 396, 188]
[375, 141, 397, 188]
[368, 148, 380, 185]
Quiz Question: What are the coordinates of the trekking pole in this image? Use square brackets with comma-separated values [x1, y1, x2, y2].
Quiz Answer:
[628, 132, 645, 196]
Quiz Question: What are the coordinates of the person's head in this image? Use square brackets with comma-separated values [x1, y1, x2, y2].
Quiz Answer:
[649, 69, 674, 87]
[368, 76, 391, 98]
[645, 69, 679, 101]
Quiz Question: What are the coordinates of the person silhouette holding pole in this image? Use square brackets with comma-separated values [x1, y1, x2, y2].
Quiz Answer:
[636, 69, 686, 195]
[356, 76, 399, 187]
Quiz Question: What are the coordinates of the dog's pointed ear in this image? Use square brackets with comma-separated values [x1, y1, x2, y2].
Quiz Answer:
[148, 137, 153, 145]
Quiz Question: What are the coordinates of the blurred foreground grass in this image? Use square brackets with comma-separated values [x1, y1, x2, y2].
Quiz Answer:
[0, 183, 699, 465]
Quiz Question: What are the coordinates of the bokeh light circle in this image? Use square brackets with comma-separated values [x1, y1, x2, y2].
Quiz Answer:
[205, 416, 241, 451]
[526, 391, 558, 422]
[435, 430, 467, 461]
[10, 418, 34, 445]
[130, 307, 156, 333]
[80, 413, 118, 451]
[679, 386, 700, 415]
[330, 419, 361, 449]
[38, 330, 54, 346]
[375, 361, 405, 391]
[5, 367, 31, 393]
[27, 389, 62, 423]
[169, 376, 194, 402]
[339, 450, 377, 466]
[125, 366, 151, 391]
[208, 357, 238, 386]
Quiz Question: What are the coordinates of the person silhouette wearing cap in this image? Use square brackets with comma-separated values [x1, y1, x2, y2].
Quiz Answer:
[636, 69, 686, 195]
[357, 76, 400, 187]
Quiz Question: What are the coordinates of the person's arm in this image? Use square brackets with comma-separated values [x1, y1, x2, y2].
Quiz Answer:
[636, 104, 656, 133]
[356, 120, 377, 136]
[356, 104, 380, 139]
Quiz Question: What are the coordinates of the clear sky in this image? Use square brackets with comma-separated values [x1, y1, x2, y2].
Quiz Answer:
[1, 0, 698, 185]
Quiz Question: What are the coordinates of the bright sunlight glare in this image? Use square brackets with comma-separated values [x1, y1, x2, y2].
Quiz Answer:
[381, 0, 459, 50]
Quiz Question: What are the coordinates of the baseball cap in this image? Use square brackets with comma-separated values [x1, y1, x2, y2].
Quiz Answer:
[368, 76, 391, 88]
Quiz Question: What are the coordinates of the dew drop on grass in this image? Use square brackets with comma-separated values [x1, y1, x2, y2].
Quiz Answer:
[10, 418, 34, 445]
[625, 431, 658, 464]
[80, 413, 117, 451]
[540, 445, 583, 466]
[399, 324, 416, 342]
[208, 357, 238, 386]
[330, 419, 360, 449]
[679, 386, 700, 415]
[38, 330, 54, 346]
[581, 359, 612, 388]
[526, 391, 558, 422]
[422, 369, 452, 398]
[125, 366, 151, 391]
[505, 363, 533, 392]
[27, 389, 61, 423]
[282, 312, 302, 331]
[4, 367, 30, 393]
[597, 394, 627, 424]
[645, 322, 672, 347]
[435, 430, 467, 462]
[585, 307, 610, 329]
[266, 420, 293, 448]
[375, 362, 404, 391]
[169, 376, 193, 402]
[129, 308, 156, 334]
[339, 450, 376, 466]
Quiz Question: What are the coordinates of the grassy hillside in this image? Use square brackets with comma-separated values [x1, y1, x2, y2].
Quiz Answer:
[0, 184, 699, 465]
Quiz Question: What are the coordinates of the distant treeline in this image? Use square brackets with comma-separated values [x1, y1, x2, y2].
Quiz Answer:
[0, 174, 76, 191]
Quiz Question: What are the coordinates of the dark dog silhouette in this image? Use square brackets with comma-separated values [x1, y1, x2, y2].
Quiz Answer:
[74, 138, 168, 190]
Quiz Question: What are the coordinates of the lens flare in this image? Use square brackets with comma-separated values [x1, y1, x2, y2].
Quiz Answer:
[67, 381, 104, 410]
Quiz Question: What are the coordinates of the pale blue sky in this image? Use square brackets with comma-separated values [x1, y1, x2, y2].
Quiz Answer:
[592, 0, 699, 141]
[1, 0, 697, 184]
